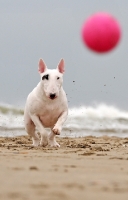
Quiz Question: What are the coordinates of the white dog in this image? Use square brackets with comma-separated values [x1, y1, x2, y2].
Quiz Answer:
[24, 58, 68, 147]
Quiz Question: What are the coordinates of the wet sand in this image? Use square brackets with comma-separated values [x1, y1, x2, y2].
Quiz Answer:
[0, 135, 128, 200]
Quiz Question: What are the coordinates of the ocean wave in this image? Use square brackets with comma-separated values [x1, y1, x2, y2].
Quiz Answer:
[64, 104, 128, 136]
[0, 103, 24, 115]
[0, 103, 24, 130]
[0, 103, 128, 137]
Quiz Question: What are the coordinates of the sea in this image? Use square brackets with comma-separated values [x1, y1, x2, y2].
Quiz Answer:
[0, 103, 128, 138]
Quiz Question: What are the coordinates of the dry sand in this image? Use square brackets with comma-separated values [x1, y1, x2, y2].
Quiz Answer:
[0, 135, 128, 200]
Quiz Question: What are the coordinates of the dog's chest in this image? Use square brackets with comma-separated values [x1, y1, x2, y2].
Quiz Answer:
[38, 104, 62, 127]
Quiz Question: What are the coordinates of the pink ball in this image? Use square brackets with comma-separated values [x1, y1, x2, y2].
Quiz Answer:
[81, 12, 121, 53]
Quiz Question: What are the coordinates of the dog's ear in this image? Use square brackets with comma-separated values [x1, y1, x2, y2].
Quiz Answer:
[57, 59, 65, 74]
[38, 59, 47, 73]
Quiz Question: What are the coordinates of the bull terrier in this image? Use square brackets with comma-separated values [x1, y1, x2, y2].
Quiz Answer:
[24, 58, 68, 147]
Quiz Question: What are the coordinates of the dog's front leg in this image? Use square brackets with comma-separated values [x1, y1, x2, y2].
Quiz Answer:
[52, 110, 68, 135]
[31, 115, 48, 147]
[48, 130, 60, 148]
[48, 111, 68, 147]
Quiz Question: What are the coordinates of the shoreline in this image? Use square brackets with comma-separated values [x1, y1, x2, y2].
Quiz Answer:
[0, 128, 128, 138]
[0, 135, 128, 200]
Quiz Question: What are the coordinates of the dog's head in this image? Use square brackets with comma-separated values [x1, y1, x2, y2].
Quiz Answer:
[38, 58, 65, 100]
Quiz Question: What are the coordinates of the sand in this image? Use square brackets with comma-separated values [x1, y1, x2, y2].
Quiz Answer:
[0, 135, 128, 200]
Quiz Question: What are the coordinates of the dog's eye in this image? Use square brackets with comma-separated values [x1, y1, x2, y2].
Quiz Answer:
[57, 77, 60, 80]
[42, 74, 49, 80]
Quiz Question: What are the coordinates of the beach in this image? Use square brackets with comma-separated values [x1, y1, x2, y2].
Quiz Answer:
[0, 135, 128, 200]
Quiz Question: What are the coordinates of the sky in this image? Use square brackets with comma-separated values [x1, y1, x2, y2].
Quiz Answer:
[0, 0, 128, 109]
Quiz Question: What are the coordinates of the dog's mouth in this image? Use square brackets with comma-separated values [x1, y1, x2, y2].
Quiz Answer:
[49, 97, 57, 100]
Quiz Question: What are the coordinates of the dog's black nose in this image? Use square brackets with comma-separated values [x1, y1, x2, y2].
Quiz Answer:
[50, 93, 56, 99]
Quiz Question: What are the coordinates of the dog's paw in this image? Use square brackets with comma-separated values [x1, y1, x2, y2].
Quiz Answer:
[32, 138, 40, 147]
[40, 140, 48, 147]
[48, 139, 60, 148]
[52, 125, 62, 135]
[40, 133, 48, 147]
